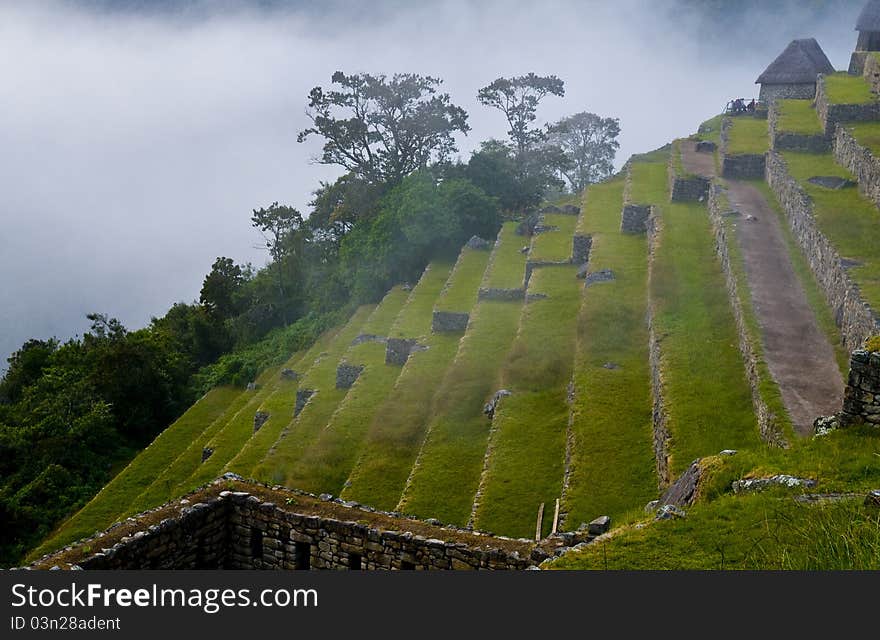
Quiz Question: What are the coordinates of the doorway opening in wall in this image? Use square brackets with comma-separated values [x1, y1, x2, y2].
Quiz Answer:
[349, 553, 362, 570]
[294, 542, 311, 570]
[250, 528, 263, 560]
[400, 560, 416, 570]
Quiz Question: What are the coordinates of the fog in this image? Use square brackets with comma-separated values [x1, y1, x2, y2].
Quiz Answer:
[0, 0, 864, 368]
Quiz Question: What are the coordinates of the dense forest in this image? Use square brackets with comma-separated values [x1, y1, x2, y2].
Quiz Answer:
[0, 70, 620, 565]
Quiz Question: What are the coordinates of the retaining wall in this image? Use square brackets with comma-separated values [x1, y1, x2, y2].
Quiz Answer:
[832, 125, 880, 208]
[768, 101, 829, 153]
[842, 349, 880, 426]
[815, 74, 880, 137]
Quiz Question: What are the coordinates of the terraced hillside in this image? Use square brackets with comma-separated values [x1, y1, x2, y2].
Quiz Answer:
[33, 64, 880, 568]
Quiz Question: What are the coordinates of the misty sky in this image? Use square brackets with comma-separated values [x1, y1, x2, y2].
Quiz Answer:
[0, 0, 865, 369]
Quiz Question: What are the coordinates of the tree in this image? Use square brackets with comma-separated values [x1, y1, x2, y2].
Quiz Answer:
[307, 173, 383, 242]
[297, 71, 470, 185]
[465, 140, 558, 213]
[0, 339, 58, 405]
[546, 112, 620, 192]
[251, 202, 306, 324]
[477, 73, 565, 155]
[200, 257, 246, 319]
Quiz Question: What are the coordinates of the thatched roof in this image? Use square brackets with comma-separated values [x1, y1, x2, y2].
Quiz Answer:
[856, 0, 880, 31]
[755, 38, 835, 85]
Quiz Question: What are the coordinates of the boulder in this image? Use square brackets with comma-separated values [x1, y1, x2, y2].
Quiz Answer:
[813, 415, 841, 437]
[253, 411, 270, 433]
[588, 515, 611, 536]
[658, 459, 701, 507]
[201, 447, 214, 463]
[865, 490, 880, 508]
[280, 368, 299, 381]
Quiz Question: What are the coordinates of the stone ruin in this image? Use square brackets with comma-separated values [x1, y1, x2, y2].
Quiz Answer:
[385, 338, 427, 366]
[294, 389, 314, 417]
[621, 204, 651, 234]
[432, 310, 470, 333]
[335, 363, 364, 389]
[253, 411, 270, 434]
[841, 348, 880, 426]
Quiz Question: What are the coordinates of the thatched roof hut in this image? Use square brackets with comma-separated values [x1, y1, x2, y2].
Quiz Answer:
[756, 38, 834, 103]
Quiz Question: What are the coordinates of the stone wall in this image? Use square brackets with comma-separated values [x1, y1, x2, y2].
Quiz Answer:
[862, 52, 880, 94]
[385, 338, 419, 365]
[759, 83, 817, 104]
[842, 349, 880, 426]
[832, 125, 880, 208]
[572, 234, 592, 264]
[646, 215, 671, 488]
[815, 75, 880, 136]
[621, 204, 651, 234]
[765, 151, 880, 352]
[30, 480, 583, 570]
[335, 363, 364, 389]
[720, 117, 766, 179]
[850, 51, 870, 76]
[768, 101, 829, 153]
[432, 310, 469, 333]
[707, 183, 786, 446]
[295, 389, 314, 417]
[478, 287, 525, 301]
[667, 150, 709, 201]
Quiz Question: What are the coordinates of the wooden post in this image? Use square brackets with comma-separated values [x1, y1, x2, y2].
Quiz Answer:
[535, 502, 545, 541]
[551, 498, 560, 535]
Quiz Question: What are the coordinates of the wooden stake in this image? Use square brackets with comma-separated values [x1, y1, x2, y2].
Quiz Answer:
[551, 498, 560, 535]
[535, 502, 545, 541]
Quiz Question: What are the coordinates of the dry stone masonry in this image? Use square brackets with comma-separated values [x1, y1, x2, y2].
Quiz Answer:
[842, 348, 880, 425]
[432, 311, 469, 333]
[385, 338, 420, 366]
[294, 389, 314, 417]
[668, 145, 710, 202]
[833, 125, 880, 208]
[768, 101, 829, 153]
[572, 234, 592, 264]
[253, 411, 270, 434]
[765, 151, 880, 351]
[335, 363, 364, 389]
[815, 74, 880, 136]
[721, 118, 766, 179]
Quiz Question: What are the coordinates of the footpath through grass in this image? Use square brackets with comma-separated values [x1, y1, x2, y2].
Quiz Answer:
[282, 263, 453, 495]
[823, 72, 875, 105]
[342, 249, 491, 509]
[251, 304, 379, 486]
[28, 386, 243, 559]
[473, 264, 582, 538]
[725, 117, 769, 155]
[562, 177, 656, 528]
[549, 425, 880, 569]
[776, 99, 823, 135]
[649, 163, 760, 476]
[399, 233, 528, 525]
[781, 151, 880, 311]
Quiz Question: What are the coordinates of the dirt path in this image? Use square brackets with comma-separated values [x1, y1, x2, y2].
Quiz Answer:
[680, 142, 844, 435]
[680, 142, 717, 178]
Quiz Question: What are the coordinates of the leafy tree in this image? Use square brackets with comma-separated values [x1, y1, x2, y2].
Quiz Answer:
[464, 140, 553, 213]
[251, 202, 306, 324]
[0, 339, 58, 405]
[200, 257, 247, 320]
[546, 112, 620, 192]
[307, 173, 383, 242]
[477, 73, 565, 155]
[298, 71, 470, 185]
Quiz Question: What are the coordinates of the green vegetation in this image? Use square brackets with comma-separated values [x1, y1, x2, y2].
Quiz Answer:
[712, 189, 795, 442]
[867, 336, 880, 352]
[281, 264, 453, 494]
[776, 99, 823, 135]
[649, 162, 760, 476]
[550, 426, 880, 569]
[562, 178, 656, 527]
[474, 265, 582, 538]
[399, 232, 528, 524]
[847, 121, 880, 157]
[27, 385, 242, 560]
[483, 222, 528, 290]
[725, 117, 769, 155]
[754, 182, 849, 375]
[697, 114, 724, 146]
[342, 250, 490, 509]
[529, 214, 578, 262]
[782, 152, 880, 311]
[823, 72, 875, 105]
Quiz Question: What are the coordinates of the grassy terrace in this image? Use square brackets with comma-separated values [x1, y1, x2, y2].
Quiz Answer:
[398, 233, 527, 524]
[776, 99, 823, 135]
[562, 177, 656, 527]
[529, 213, 578, 262]
[254, 295, 406, 489]
[127, 364, 283, 514]
[648, 159, 760, 476]
[282, 263, 453, 495]
[473, 264, 582, 539]
[223, 327, 344, 476]
[823, 72, 875, 105]
[250, 305, 378, 486]
[29, 385, 243, 558]
[725, 117, 769, 155]
[697, 114, 724, 146]
[549, 425, 880, 569]
[848, 121, 880, 156]
[342, 250, 491, 509]
[781, 152, 880, 310]
[713, 188, 795, 442]
[483, 221, 527, 289]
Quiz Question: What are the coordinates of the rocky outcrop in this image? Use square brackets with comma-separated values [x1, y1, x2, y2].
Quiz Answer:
[765, 151, 880, 352]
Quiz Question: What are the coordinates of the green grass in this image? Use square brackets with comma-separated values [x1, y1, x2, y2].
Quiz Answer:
[342, 250, 491, 510]
[223, 326, 345, 477]
[563, 178, 656, 528]
[754, 182, 850, 375]
[823, 72, 875, 105]
[781, 151, 880, 312]
[280, 263, 453, 495]
[650, 167, 760, 476]
[847, 121, 880, 157]
[473, 265, 582, 538]
[435, 247, 492, 313]
[725, 117, 769, 155]
[713, 188, 795, 442]
[27, 385, 244, 559]
[776, 99, 823, 135]
[629, 156, 669, 203]
[483, 221, 527, 290]
[549, 426, 880, 569]
[697, 114, 724, 146]
[529, 214, 578, 262]
[389, 262, 454, 339]
[250, 305, 379, 486]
